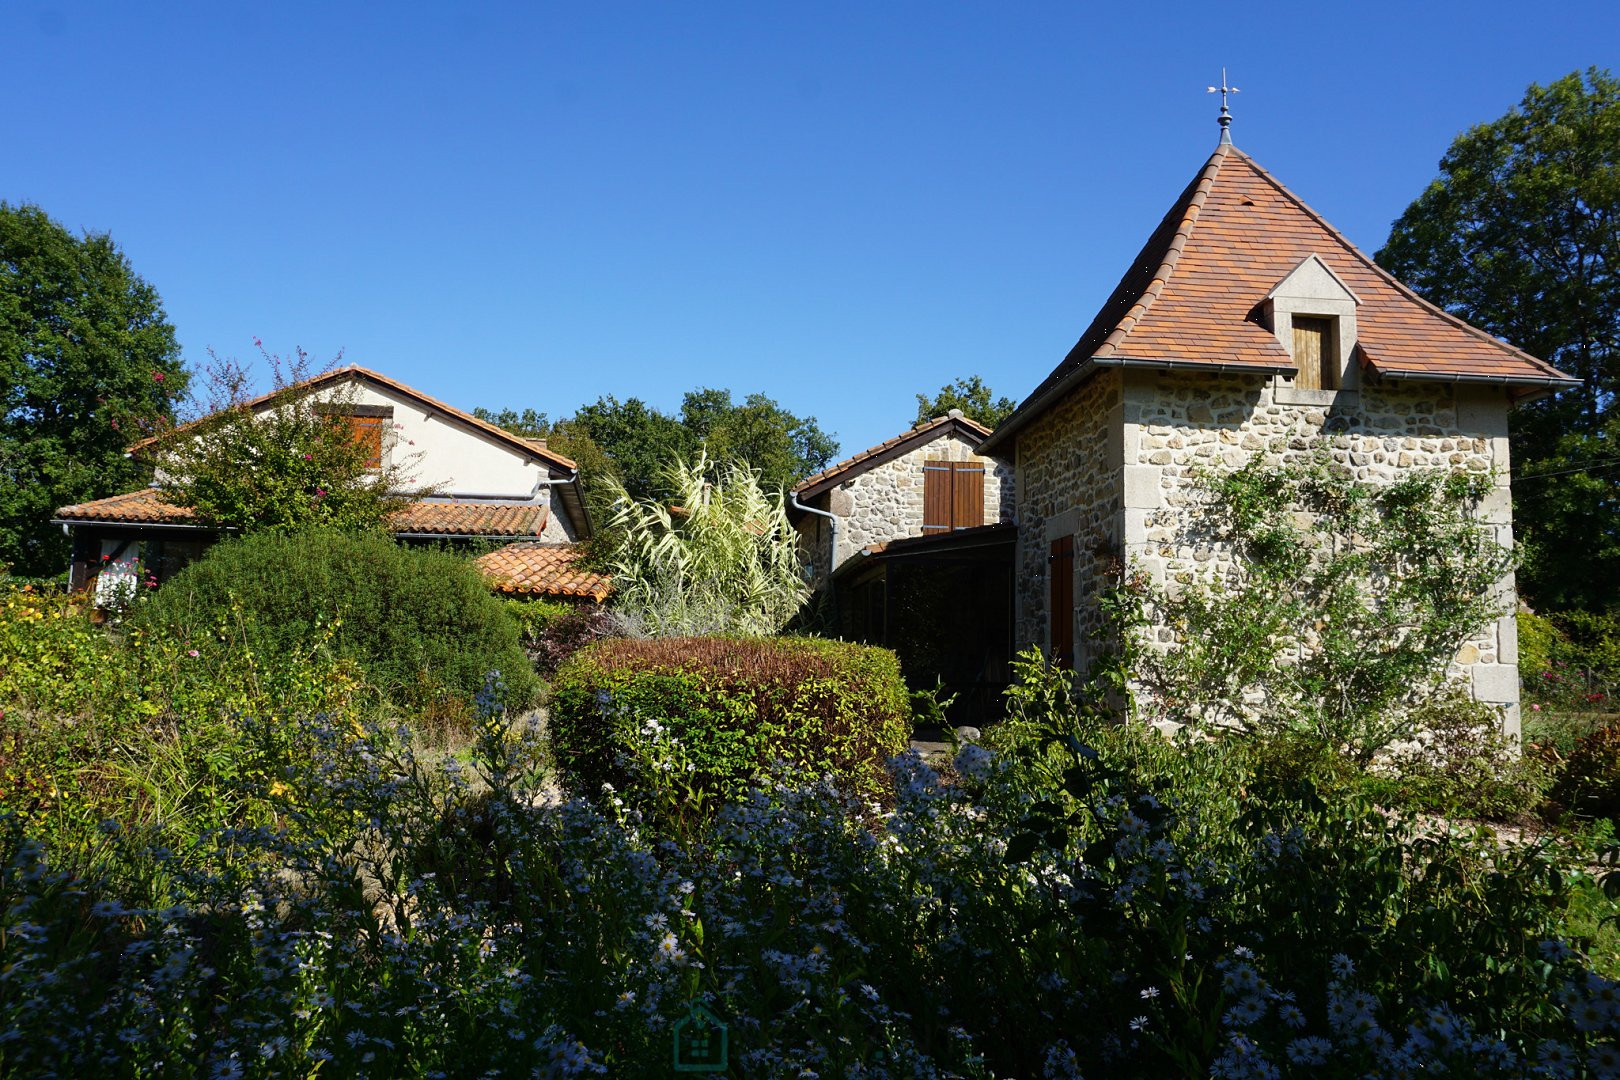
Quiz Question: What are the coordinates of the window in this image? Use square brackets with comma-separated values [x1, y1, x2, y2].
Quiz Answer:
[316, 403, 393, 469]
[1049, 535, 1074, 669]
[922, 459, 985, 534]
[343, 415, 386, 469]
[1291, 315, 1338, 391]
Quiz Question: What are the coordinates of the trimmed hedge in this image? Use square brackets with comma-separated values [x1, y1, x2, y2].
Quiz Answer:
[135, 529, 540, 709]
[549, 636, 910, 801]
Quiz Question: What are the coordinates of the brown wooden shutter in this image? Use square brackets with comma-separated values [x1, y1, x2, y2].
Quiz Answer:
[923, 460, 953, 533]
[347, 416, 385, 469]
[1049, 535, 1074, 669]
[1292, 316, 1334, 391]
[951, 461, 984, 528]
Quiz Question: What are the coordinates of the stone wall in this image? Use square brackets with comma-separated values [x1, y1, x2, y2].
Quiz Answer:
[1011, 368, 1123, 666]
[1116, 370, 1520, 732]
[795, 430, 1014, 585]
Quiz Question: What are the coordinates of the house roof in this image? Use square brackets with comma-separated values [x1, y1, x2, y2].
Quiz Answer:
[117, 365, 593, 539]
[128, 365, 580, 473]
[792, 412, 993, 501]
[475, 542, 613, 602]
[52, 487, 556, 538]
[980, 141, 1577, 454]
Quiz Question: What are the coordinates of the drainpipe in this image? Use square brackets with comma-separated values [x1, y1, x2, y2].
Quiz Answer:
[790, 490, 840, 623]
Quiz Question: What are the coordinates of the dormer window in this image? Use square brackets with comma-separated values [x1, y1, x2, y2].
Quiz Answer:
[1265, 254, 1360, 402]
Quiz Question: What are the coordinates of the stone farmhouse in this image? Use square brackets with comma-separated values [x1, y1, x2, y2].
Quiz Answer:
[798, 128, 1577, 730]
[52, 366, 611, 604]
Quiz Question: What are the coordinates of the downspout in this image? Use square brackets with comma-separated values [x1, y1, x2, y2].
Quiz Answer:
[790, 489, 839, 624]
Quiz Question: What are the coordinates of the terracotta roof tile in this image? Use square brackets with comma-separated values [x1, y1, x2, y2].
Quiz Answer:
[986, 143, 1576, 449]
[53, 489, 555, 537]
[793, 413, 992, 499]
[475, 542, 612, 601]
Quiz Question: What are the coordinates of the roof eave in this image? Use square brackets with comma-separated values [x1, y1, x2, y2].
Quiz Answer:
[978, 355, 1296, 456]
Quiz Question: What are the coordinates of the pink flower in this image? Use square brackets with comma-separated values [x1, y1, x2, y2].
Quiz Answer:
[1532, 703, 1542, 711]
[187, 649, 199, 658]
[152, 371, 164, 382]
[303, 453, 312, 460]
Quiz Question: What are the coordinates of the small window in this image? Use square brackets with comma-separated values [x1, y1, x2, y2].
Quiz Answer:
[1292, 316, 1338, 391]
[342, 415, 385, 469]
[316, 403, 393, 469]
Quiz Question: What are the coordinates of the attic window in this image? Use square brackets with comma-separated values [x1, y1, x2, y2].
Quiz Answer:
[316, 403, 394, 470]
[1291, 316, 1338, 391]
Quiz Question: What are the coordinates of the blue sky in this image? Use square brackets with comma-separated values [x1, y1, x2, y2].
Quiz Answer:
[6, 1, 1618, 459]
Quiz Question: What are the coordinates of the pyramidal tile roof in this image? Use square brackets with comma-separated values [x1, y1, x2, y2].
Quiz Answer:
[983, 142, 1576, 451]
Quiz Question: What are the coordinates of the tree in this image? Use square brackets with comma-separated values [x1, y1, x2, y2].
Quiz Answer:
[568, 395, 693, 504]
[680, 388, 838, 494]
[1376, 68, 1620, 612]
[0, 203, 187, 576]
[914, 375, 1017, 430]
[479, 389, 840, 505]
[601, 453, 809, 637]
[156, 347, 423, 532]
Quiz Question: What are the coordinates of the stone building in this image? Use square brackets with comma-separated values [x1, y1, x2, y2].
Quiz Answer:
[789, 411, 1016, 721]
[976, 130, 1577, 734]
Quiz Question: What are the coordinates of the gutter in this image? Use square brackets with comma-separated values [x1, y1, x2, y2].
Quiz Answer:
[1373, 368, 1581, 405]
[789, 489, 840, 589]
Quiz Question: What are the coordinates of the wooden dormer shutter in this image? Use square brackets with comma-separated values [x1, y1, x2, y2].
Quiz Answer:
[346, 415, 385, 469]
[923, 459, 986, 533]
[1292, 316, 1336, 391]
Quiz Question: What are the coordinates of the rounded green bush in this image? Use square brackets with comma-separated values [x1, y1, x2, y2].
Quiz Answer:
[549, 635, 910, 802]
[134, 529, 540, 709]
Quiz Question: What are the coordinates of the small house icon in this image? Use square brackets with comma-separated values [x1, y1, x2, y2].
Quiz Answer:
[672, 1001, 729, 1072]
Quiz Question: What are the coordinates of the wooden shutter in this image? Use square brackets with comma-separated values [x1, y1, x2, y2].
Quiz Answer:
[1049, 535, 1074, 669]
[951, 461, 984, 528]
[346, 415, 385, 469]
[1292, 316, 1335, 391]
[923, 460, 953, 534]
[924, 459, 985, 533]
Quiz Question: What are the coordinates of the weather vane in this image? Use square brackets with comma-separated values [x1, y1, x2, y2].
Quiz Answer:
[1206, 68, 1239, 143]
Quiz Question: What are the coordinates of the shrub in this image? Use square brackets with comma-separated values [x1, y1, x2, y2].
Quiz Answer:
[134, 529, 539, 709]
[1366, 689, 1551, 821]
[549, 636, 909, 805]
[1550, 722, 1620, 823]
[503, 597, 622, 678]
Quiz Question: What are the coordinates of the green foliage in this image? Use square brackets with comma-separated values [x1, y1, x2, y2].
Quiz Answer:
[1366, 689, 1551, 821]
[679, 387, 839, 495]
[1127, 459, 1514, 760]
[603, 454, 809, 636]
[1551, 723, 1620, 823]
[549, 635, 910, 810]
[1376, 68, 1620, 612]
[0, 202, 187, 576]
[156, 346, 424, 532]
[480, 388, 840, 507]
[133, 528, 539, 709]
[0, 582, 377, 873]
[7, 645, 1620, 1076]
[913, 374, 1016, 430]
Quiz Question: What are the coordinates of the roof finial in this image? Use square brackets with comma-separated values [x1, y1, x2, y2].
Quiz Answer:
[1206, 68, 1239, 145]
